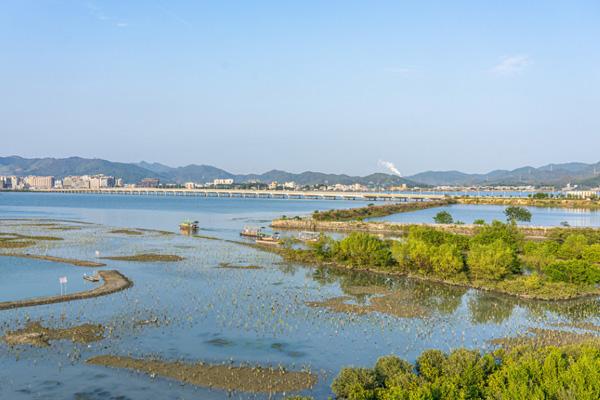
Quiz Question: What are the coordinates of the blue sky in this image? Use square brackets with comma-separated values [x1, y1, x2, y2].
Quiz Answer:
[1, 1, 599, 175]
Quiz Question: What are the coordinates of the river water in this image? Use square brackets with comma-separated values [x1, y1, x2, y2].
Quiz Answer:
[0, 193, 598, 399]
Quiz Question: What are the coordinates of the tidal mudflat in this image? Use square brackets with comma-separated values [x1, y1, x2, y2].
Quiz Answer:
[0, 194, 599, 399]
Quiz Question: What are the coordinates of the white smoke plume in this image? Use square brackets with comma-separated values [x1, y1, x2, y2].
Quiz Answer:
[378, 160, 402, 176]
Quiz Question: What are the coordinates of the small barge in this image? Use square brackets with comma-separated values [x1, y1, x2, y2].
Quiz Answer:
[179, 220, 199, 234]
[240, 226, 265, 239]
[83, 272, 100, 282]
[255, 233, 281, 246]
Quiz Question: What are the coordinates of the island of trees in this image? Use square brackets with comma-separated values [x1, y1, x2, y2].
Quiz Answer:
[274, 219, 600, 300]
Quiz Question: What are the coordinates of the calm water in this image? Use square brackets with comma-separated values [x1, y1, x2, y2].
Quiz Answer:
[0, 193, 599, 399]
[371, 203, 600, 227]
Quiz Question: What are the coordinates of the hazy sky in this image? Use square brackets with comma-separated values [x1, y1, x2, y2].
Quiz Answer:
[1, 1, 599, 176]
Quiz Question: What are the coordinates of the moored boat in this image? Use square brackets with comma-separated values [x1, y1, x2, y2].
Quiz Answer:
[179, 220, 199, 234]
[240, 226, 264, 238]
[255, 233, 281, 246]
[83, 272, 100, 282]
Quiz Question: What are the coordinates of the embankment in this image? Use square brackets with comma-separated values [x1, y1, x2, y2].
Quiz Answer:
[0, 270, 133, 310]
[456, 196, 600, 210]
[271, 218, 574, 239]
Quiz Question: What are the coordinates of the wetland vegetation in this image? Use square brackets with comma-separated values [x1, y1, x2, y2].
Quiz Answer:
[325, 342, 600, 400]
[273, 221, 600, 300]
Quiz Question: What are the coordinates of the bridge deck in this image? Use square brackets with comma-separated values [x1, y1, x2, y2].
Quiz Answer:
[33, 188, 445, 201]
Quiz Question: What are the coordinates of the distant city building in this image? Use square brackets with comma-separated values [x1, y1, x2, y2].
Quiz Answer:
[185, 182, 195, 189]
[138, 178, 160, 188]
[268, 181, 278, 190]
[566, 190, 598, 199]
[389, 184, 408, 191]
[283, 181, 297, 190]
[63, 176, 90, 189]
[89, 174, 115, 189]
[25, 175, 55, 190]
[213, 178, 234, 186]
[115, 178, 124, 187]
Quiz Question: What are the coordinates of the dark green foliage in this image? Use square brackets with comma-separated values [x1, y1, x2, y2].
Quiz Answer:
[332, 233, 395, 268]
[331, 367, 378, 400]
[504, 206, 532, 223]
[331, 345, 600, 400]
[434, 210, 454, 224]
[468, 240, 519, 280]
[543, 259, 600, 285]
[473, 219, 486, 225]
[470, 220, 524, 252]
[532, 192, 550, 199]
[417, 350, 447, 381]
[374, 356, 413, 386]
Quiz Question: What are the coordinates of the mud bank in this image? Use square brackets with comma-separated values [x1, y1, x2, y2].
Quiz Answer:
[100, 253, 184, 262]
[0, 270, 132, 310]
[87, 355, 317, 393]
[3, 321, 104, 347]
[0, 253, 106, 267]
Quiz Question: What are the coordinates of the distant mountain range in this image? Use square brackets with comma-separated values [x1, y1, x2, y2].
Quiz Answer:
[0, 156, 419, 187]
[2, 156, 600, 188]
[407, 162, 600, 188]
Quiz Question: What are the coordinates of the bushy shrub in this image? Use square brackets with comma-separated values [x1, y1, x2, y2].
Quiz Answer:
[470, 220, 524, 252]
[431, 243, 465, 278]
[331, 367, 378, 399]
[583, 243, 600, 263]
[374, 355, 413, 386]
[543, 259, 600, 285]
[332, 345, 600, 400]
[468, 240, 518, 280]
[416, 349, 447, 381]
[434, 211, 454, 224]
[557, 234, 588, 260]
[332, 233, 395, 268]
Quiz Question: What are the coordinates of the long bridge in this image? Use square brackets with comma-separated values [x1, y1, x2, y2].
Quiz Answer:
[39, 188, 446, 202]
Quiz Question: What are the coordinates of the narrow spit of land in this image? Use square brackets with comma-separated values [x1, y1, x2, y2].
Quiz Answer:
[100, 253, 184, 262]
[271, 218, 593, 239]
[87, 355, 317, 394]
[310, 199, 454, 221]
[0, 253, 106, 267]
[456, 196, 600, 210]
[0, 270, 132, 310]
